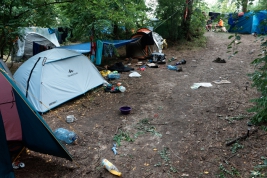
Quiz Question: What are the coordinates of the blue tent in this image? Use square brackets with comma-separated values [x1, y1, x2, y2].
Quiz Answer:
[228, 10, 267, 34]
[0, 68, 73, 178]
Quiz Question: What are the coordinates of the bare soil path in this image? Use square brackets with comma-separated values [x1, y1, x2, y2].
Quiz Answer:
[14, 32, 267, 178]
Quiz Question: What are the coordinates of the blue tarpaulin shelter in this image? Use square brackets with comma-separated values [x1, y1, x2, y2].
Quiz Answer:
[228, 10, 267, 34]
[57, 42, 91, 53]
[95, 38, 139, 65]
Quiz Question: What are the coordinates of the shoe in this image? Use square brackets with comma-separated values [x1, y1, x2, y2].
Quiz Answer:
[176, 67, 183, 72]
[213, 57, 226, 63]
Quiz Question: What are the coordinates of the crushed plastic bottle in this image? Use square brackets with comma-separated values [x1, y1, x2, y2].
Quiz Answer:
[112, 143, 117, 155]
[167, 65, 177, 70]
[54, 128, 77, 144]
[101, 158, 122, 176]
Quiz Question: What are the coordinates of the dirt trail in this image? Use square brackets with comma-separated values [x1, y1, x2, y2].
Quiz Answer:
[14, 32, 266, 178]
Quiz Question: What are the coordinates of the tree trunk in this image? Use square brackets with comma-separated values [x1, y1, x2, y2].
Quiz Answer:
[181, 0, 194, 41]
[242, 0, 249, 12]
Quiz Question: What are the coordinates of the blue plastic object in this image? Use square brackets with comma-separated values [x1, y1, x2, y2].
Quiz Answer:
[112, 143, 117, 155]
[54, 128, 77, 144]
[107, 73, 120, 79]
[167, 65, 177, 70]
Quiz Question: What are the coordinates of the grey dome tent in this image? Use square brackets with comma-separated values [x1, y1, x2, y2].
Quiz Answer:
[12, 27, 60, 62]
[14, 48, 106, 113]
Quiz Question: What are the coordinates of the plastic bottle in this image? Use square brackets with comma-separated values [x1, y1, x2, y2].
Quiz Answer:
[167, 65, 177, 70]
[119, 86, 126, 92]
[108, 72, 120, 79]
[101, 158, 122, 177]
[54, 128, 77, 144]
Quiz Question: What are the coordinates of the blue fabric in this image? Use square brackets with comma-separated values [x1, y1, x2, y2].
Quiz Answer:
[0, 112, 15, 178]
[228, 11, 267, 34]
[48, 28, 55, 34]
[96, 40, 103, 65]
[0, 70, 73, 161]
[102, 38, 139, 48]
[57, 42, 91, 53]
[94, 38, 139, 65]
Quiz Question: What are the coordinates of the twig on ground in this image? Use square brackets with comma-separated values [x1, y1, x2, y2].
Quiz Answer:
[226, 129, 258, 146]
[169, 147, 182, 160]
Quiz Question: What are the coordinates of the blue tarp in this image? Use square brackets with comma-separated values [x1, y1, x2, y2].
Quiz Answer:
[228, 10, 267, 34]
[56, 39, 139, 65]
[57, 42, 91, 53]
[102, 39, 139, 48]
[95, 38, 140, 65]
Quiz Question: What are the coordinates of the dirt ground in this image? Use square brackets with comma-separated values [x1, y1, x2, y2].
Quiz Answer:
[13, 32, 267, 178]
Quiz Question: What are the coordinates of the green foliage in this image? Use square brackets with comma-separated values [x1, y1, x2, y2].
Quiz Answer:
[157, 147, 178, 174]
[250, 156, 267, 177]
[134, 118, 162, 138]
[0, 0, 67, 57]
[209, 0, 236, 14]
[58, 0, 148, 41]
[113, 129, 134, 146]
[230, 142, 244, 153]
[217, 163, 240, 177]
[247, 36, 267, 124]
[155, 0, 207, 41]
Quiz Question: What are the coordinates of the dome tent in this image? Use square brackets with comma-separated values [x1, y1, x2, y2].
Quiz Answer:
[12, 27, 60, 62]
[14, 48, 106, 113]
[0, 69, 73, 178]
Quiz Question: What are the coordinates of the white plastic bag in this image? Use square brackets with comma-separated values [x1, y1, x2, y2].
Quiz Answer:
[129, 71, 141, 78]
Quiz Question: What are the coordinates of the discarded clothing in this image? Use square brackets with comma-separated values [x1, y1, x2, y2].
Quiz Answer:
[108, 62, 134, 72]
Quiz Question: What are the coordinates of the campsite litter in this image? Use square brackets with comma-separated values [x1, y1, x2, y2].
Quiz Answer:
[190, 83, 212, 89]
[213, 57, 226, 63]
[151, 52, 166, 63]
[54, 128, 77, 144]
[66, 115, 77, 123]
[104, 83, 126, 93]
[129, 71, 141, 77]
[175, 59, 186, 65]
[112, 143, 117, 155]
[107, 71, 120, 80]
[101, 158, 122, 177]
[107, 62, 134, 72]
[168, 57, 176, 62]
[12, 162, 25, 169]
[167, 65, 183, 72]
[100, 70, 111, 77]
[147, 63, 159, 68]
[120, 106, 132, 115]
[213, 80, 231, 84]
[138, 65, 146, 71]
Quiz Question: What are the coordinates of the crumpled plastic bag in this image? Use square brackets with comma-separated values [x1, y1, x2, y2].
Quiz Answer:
[191, 83, 212, 89]
[129, 71, 141, 78]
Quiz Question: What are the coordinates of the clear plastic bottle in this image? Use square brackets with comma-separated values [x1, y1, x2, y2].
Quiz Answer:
[101, 158, 122, 177]
[54, 128, 77, 144]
